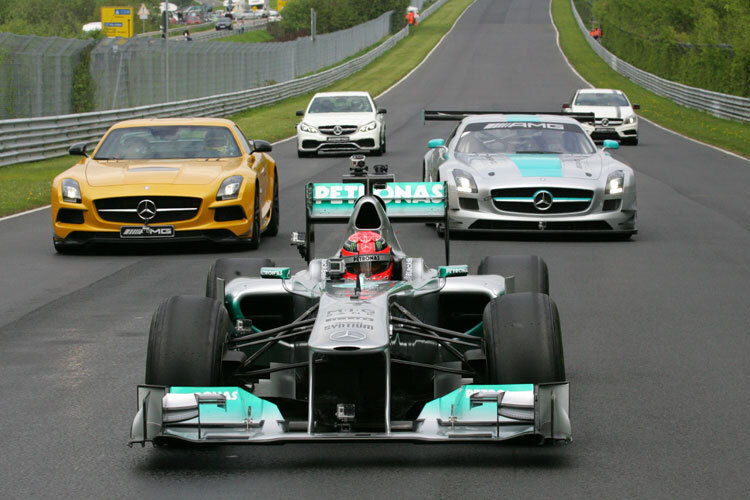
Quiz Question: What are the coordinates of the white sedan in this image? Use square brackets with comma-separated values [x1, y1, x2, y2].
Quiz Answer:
[563, 88, 640, 145]
[296, 91, 387, 157]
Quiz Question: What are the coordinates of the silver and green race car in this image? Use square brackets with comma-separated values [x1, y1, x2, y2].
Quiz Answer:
[422, 110, 637, 237]
[130, 161, 570, 446]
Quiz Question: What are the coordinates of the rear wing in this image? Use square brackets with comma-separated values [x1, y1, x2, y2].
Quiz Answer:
[422, 110, 596, 125]
[295, 159, 451, 264]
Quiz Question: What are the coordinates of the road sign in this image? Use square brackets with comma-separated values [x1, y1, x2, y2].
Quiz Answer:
[101, 7, 134, 38]
[138, 3, 149, 20]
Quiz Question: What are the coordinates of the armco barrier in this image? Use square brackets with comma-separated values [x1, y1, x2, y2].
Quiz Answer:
[0, 0, 449, 167]
[570, 0, 749, 122]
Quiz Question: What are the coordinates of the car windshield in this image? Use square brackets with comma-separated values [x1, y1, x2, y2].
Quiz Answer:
[94, 126, 242, 160]
[308, 96, 373, 113]
[574, 93, 629, 107]
[455, 121, 596, 155]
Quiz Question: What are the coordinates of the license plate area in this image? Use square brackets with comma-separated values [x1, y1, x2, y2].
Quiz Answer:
[595, 127, 615, 132]
[326, 136, 350, 142]
[120, 225, 175, 238]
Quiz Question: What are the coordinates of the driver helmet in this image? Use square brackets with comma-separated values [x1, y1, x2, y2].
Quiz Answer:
[340, 231, 393, 280]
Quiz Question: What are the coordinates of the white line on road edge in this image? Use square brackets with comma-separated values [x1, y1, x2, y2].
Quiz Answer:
[548, 0, 748, 163]
[2, 1, 478, 224]
[0, 205, 50, 222]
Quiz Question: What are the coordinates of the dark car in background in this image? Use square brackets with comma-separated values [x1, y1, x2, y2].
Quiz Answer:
[215, 17, 233, 30]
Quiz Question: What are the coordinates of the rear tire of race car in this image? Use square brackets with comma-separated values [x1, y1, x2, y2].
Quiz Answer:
[478, 255, 549, 294]
[263, 170, 280, 237]
[483, 293, 565, 384]
[145, 295, 229, 386]
[206, 257, 276, 299]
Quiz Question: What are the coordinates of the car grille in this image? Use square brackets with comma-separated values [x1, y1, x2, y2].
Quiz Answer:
[318, 125, 358, 136]
[595, 118, 623, 126]
[491, 187, 593, 214]
[469, 220, 612, 231]
[95, 196, 201, 223]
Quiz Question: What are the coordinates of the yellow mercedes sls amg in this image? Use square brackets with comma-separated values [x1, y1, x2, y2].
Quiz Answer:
[51, 118, 279, 253]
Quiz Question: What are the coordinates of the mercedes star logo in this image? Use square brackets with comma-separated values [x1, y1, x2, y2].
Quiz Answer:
[601, 118, 609, 126]
[332, 125, 343, 136]
[533, 190, 553, 211]
[136, 199, 157, 222]
[329, 330, 367, 342]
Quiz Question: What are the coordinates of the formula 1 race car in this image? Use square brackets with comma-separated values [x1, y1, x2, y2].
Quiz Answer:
[130, 157, 570, 446]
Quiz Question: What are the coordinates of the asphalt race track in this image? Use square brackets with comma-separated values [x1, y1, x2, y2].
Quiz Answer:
[1, 1, 748, 498]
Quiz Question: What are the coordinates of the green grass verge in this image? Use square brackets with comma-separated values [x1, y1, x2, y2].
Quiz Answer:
[218, 29, 274, 43]
[552, 0, 749, 158]
[0, 0, 472, 217]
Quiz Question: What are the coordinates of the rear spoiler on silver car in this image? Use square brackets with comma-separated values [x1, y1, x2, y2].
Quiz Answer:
[422, 110, 596, 125]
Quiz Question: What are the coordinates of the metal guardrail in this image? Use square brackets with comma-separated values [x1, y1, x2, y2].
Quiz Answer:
[0, 0, 449, 167]
[570, 0, 749, 122]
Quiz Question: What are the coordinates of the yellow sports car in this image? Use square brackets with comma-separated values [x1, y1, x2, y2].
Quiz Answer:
[51, 118, 279, 253]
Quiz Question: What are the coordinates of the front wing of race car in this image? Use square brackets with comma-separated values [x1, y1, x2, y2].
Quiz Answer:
[130, 383, 570, 445]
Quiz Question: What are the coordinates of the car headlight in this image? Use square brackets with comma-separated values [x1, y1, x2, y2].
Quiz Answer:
[605, 170, 624, 195]
[358, 121, 377, 132]
[452, 169, 477, 194]
[624, 115, 637, 125]
[299, 122, 318, 134]
[217, 176, 243, 201]
[62, 179, 81, 203]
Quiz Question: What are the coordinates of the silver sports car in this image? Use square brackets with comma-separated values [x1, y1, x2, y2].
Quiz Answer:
[422, 111, 637, 237]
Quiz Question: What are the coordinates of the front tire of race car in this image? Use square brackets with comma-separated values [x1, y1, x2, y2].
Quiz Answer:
[483, 292, 565, 384]
[478, 255, 549, 294]
[206, 257, 276, 299]
[145, 295, 229, 386]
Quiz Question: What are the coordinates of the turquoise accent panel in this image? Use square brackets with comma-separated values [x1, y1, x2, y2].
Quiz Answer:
[428, 138, 445, 148]
[603, 139, 620, 149]
[506, 115, 541, 122]
[170, 386, 284, 423]
[418, 385, 535, 422]
[508, 155, 563, 177]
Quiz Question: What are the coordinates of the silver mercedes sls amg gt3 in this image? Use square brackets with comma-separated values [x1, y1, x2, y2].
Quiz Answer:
[422, 111, 637, 237]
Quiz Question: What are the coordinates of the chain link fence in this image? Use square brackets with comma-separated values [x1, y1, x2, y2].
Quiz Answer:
[0, 33, 95, 119]
[0, 0, 451, 167]
[89, 12, 392, 111]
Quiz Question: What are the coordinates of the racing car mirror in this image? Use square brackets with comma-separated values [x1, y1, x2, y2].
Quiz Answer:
[602, 139, 620, 150]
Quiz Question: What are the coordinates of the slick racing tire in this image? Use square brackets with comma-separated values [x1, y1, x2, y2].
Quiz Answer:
[206, 257, 276, 299]
[145, 295, 229, 386]
[263, 170, 280, 237]
[483, 293, 565, 384]
[478, 255, 549, 294]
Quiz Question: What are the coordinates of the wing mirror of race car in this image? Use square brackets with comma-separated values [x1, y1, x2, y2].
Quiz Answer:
[561, 103, 571, 109]
[377, 108, 387, 114]
[296, 110, 304, 116]
[632, 104, 641, 110]
[602, 139, 620, 150]
[428, 138, 445, 148]
[251, 140, 272, 153]
[68, 142, 89, 157]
